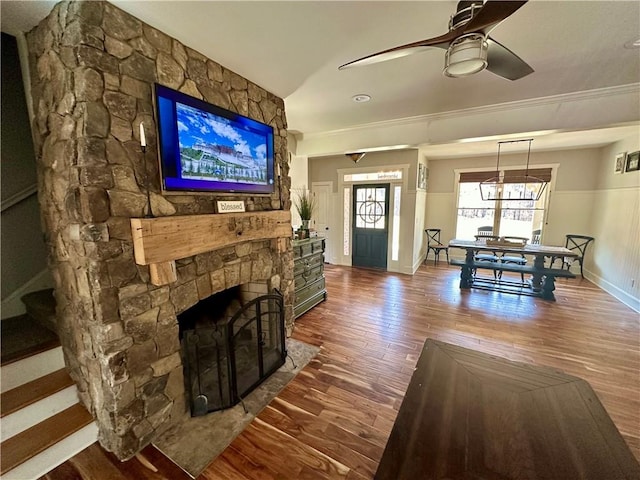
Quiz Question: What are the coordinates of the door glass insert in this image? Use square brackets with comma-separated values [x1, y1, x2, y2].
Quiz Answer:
[355, 187, 386, 230]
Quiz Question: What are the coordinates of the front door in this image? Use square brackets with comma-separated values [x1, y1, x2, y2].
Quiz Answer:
[352, 184, 389, 269]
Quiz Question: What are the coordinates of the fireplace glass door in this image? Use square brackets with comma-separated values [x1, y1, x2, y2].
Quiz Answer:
[182, 293, 285, 416]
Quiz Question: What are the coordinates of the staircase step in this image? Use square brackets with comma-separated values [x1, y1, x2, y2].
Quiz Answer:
[1, 314, 59, 366]
[21, 288, 57, 334]
[1, 368, 79, 441]
[3, 422, 98, 480]
[1, 346, 65, 393]
[1, 368, 74, 418]
[0, 403, 93, 475]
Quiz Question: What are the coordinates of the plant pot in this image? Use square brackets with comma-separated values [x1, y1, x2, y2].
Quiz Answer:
[301, 219, 310, 230]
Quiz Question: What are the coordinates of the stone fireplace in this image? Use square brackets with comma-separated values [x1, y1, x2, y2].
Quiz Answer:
[25, 0, 294, 460]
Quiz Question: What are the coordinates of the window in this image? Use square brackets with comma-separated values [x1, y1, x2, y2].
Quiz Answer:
[456, 168, 550, 240]
[391, 186, 401, 261]
[343, 187, 350, 255]
[343, 170, 402, 182]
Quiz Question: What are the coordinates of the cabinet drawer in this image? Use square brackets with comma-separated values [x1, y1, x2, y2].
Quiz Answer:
[295, 277, 325, 304]
[293, 238, 325, 259]
[294, 290, 327, 318]
[294, 251, 324, 276]
[294, 264, 324, 290]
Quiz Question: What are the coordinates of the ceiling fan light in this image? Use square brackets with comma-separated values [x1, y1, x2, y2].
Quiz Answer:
[443, 34, 488, 78]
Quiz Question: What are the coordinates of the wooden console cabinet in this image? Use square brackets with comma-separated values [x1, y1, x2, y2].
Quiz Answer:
[292, 238, 327, 318]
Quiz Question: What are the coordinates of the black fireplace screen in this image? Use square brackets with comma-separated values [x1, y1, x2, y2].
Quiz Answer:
[181, 292, 286, 416]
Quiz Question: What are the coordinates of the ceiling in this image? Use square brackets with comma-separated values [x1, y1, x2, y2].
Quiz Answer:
[2, 1, 639, 155]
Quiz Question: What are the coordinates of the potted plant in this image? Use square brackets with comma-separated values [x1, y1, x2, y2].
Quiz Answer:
[293, 189, 316, 231]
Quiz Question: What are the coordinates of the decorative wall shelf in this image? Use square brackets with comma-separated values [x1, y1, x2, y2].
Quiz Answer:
[131, 211, 292, 285]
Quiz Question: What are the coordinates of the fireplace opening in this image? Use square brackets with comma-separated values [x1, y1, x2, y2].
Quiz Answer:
[178, 285, 286, 416]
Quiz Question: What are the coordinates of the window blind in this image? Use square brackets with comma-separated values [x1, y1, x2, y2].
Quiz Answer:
[459, 168, 551, 183]
[458, 171, 499, 183]
[503, 168, 552, 183]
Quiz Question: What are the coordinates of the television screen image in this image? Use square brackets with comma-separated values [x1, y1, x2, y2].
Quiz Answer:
[155, 84, 275, 194]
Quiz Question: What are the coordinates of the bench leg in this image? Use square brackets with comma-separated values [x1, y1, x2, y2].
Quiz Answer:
[542, 275, 557, 301]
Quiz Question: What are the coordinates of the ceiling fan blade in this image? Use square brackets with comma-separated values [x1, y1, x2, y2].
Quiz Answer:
[338, 30, 457, 70]
[463, 1, 528, 35]
[486, 38, 534, 80]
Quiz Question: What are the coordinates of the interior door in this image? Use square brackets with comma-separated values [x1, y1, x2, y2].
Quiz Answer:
[312, 182, 332, 262]
[352, 184, 389, 269]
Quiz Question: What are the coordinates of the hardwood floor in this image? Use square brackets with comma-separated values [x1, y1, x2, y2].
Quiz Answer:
[41, 264, 640, 479]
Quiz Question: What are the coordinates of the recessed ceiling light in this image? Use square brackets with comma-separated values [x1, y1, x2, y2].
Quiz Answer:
[352, 94, 371, 103]
[624, 37, 640, 49]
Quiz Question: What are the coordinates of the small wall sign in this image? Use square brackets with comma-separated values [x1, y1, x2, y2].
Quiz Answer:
[216, 200, 246, 213]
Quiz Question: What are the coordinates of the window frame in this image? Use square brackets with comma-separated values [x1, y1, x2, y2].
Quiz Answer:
[453, 164, 558, 241]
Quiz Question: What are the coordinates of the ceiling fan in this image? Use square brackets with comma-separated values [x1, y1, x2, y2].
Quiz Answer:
[339, 1, 534, 81]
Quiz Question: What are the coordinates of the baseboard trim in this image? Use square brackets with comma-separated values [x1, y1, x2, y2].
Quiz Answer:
[1, 269, 53, 320]
[584, 269, 640, 313]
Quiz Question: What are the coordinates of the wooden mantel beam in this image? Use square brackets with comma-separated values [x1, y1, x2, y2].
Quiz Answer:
[130, 210, 292, 285]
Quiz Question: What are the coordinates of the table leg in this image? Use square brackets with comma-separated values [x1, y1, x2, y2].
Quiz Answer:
[531, 254, 545, 292]
[459, 248, 474, 289]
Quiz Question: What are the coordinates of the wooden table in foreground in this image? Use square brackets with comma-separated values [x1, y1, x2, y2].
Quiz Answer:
[375, 339, 640, 480]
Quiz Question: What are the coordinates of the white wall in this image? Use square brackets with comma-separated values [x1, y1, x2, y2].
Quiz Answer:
[289, 154, 308, 227]
[1, 33, 51, 319]
[588, 135, 640, 311]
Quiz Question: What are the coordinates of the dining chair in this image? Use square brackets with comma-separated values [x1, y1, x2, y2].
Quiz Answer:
[500, 236, 529, 283]
[551, 234, 595, 278]
[531, 229, 541, 244]
[474, 227, 498, 262]
[425, 229, 449, 266]
[473, 233, 500, 278]
[476, 226, 494, 237]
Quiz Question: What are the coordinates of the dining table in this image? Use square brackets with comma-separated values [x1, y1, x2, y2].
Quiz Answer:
[448, 238, 579, 300]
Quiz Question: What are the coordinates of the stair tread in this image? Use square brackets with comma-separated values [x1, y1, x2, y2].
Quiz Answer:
[1, 314, 60, 366]
[0, 403, 93, 475]
[1, 368, 74, 418]
[21, 288, 55, 312]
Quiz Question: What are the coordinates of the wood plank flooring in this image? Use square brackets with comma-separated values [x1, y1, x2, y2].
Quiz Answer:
[41, 264, 640, 479]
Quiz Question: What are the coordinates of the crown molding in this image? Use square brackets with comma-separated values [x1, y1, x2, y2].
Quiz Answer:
[301, 84, 640, 140]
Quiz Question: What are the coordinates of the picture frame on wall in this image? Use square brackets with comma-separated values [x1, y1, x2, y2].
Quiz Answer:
[418, 163, 428, 190]
[614, 152, 626, 174]
[625, 151, 640, 172]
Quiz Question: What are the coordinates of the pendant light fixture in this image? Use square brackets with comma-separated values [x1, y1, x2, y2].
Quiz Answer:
[479, 139, 547, 201]
[346, 152, 366, 164]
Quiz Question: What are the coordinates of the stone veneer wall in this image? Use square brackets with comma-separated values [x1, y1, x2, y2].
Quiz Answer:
[25, 0, 293, 460]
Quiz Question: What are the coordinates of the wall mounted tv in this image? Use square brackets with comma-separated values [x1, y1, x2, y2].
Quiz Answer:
[154, 83, 275, 195]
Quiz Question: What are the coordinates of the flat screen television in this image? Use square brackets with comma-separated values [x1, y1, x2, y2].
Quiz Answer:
[154, 83, 275, 195]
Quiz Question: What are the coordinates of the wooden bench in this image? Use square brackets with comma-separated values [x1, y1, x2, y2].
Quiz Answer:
[449, 259, 575, 301]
